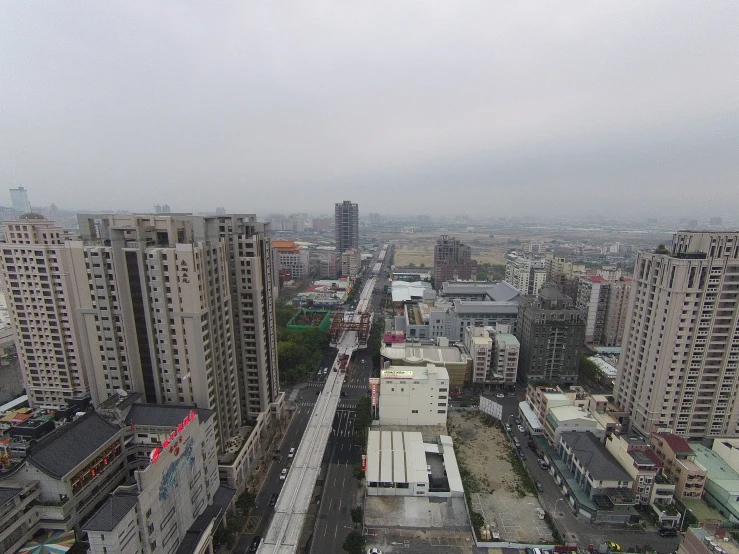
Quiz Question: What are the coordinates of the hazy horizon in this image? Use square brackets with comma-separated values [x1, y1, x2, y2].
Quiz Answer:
[2, 2, 737, 218]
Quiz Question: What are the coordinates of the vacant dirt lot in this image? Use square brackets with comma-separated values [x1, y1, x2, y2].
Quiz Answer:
[448, 411, 553, 544]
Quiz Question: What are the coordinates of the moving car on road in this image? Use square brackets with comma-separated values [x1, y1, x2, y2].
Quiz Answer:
[517, 425, 525, 433]
[658, 527, 678, 537]
[605, 542, 621, 552]
[288, 447, 295, 458]
[279, 468, 288, 480]
[269, 492, 279, 506]
[248, 536, 261, 553]
[496, 393, 504, 398]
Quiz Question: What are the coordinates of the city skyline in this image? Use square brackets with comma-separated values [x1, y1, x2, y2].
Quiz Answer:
[1, 3, 737, 218]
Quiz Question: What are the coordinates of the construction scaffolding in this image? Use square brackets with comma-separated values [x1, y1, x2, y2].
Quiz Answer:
[329, 312, 371, 346]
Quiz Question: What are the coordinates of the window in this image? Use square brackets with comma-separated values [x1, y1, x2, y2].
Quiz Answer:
[411, 410, 418, 413]
[438, 410, 446, 413]
[438, 402, 446, 406]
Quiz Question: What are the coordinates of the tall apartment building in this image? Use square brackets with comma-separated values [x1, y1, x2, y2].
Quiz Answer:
[463, 324, 519, 388]
[577, 275, 632, 346]
[177, 214, 279, 420]
[516, 284, 586, 385]
[335, 200, 358, 253]
[433, 235, 477, 291]
[0, 215, 88, 408]
[72, 214, 241, 450]
[9, 187, 31, 214]
[505, 252, 546, 294]
[317, 251, 339, 279]
[615, 232, 739, 439]
[546, 255, 586, 300]
[1, 213, 280, 452]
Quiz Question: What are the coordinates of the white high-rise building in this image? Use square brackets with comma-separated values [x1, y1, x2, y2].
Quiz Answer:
[504, 253, 546, 294]
[615, 232, 739, 439]
[0, 215, 88, 408]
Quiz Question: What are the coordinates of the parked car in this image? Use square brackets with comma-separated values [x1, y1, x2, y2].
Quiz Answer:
[279, 468, 288, 480]
[658, 527, 678, 537]
[605, 542, 621, 552]
[536, 482, 544, 492]
[518, 449, 526, 458]
[248, 536, 261, 553]
[513, 416, 521, 424]
[505, 424, 512, 432]
[538, 458, 548, 469]
[513, 438, 520, 447]
[269, 492, 279, 506]
[517, 425, 525, 433]
[288, 447, 295, 459]
[496, 393, 504, 398]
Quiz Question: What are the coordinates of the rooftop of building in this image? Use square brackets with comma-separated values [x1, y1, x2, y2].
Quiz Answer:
[549, 405, 598, 424]
[655, 432, 694, 455]
[629, 449, 658, 468]
[451, 299, 519, 314]
[560, 431, 631, 483]
[688, 527, 739, 554]
[125, 404, 214, 427]
[440, 280, 520, 302]
[690, 442, 739, 492]
[26, 412, 120, 479]
[83, 493, 139, 532]
[391, 281, 432, 303]
[381, 343, 467, 364]
[381, 363, 450, 381]
[496, 333, 519, 346]
[588, 356, 619, 378]
[0, 487, 21, 508]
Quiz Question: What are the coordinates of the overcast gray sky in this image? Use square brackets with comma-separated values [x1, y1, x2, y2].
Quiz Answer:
[1, 2, 737, 218]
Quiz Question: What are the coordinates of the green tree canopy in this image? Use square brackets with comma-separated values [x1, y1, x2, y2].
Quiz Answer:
[342, 530, 366, 554]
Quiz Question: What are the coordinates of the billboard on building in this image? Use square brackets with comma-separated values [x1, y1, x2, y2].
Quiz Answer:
[369, 378, 380, 407]
[479, 396, 503, 421]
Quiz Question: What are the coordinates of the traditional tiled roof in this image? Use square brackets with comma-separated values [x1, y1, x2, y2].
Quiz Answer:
[125, 404, 213, 428]
[83, 494, 138, 532]
[26, 412, 120, 479]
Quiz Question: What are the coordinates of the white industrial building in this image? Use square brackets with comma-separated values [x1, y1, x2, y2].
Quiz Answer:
[378, 364, 449, 426]
[366, 431, 463, 497]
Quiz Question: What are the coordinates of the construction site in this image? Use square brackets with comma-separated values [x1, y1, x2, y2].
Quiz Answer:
[328, 311, 372, 347]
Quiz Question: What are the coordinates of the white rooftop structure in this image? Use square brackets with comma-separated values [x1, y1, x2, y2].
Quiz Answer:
[518, 401, 544, 435]
[366, 430, 463, 497]
[588, 356, 619, 379]
[391, 280, 433, 303]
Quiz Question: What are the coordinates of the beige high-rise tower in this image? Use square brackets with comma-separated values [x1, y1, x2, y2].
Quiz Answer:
[73, 214, 241, 450]
[0, 215, 88, 408]
[615, 232, 739, 439]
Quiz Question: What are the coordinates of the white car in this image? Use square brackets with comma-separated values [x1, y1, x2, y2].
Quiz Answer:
[517, 425, 525, 433]
[367, 549, 383, 554]
[279, 468, 288, 480]
[288, 447, 295, 459]
[496, 393, 504, 398]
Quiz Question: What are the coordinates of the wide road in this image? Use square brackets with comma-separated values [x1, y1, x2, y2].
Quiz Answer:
[308, 257, 386, 553]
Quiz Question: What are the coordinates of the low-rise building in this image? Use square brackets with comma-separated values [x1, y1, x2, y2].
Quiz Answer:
[690, 440, 739, 524]
[291, 279, 351, 308]
[0, 393, 231, 554]
[554, 431, 637, 524]
[378, 364, 449, 426]
[380, 340, 470, 388]
[679, 526, 739, 554]
[545, 405, 604, 445]
[365, 431, 463, 498]
[605, 435, 679, 527]
[649, 433, 707, 499]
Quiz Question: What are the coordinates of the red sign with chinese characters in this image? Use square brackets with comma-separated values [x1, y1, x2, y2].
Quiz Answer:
[149, 409, 197, 465]
[369, 378, 379, 408]
[361, 454, 366, 471]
